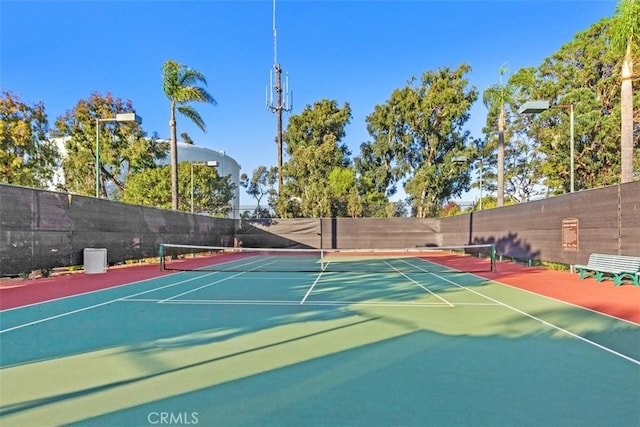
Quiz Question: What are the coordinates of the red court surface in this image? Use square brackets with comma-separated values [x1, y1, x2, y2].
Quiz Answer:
[1, 256, 639, 323]
[433, 254, 640, 324]
[0, 264, 172, 310]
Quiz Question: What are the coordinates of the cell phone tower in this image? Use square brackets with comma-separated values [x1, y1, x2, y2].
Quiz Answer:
[266, 0, 292, 193]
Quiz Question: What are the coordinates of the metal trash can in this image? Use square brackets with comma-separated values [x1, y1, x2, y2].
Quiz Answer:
[84, 248, 107, 274]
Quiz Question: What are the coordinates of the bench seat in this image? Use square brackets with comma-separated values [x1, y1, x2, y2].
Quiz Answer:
[575, 253, 640, 286]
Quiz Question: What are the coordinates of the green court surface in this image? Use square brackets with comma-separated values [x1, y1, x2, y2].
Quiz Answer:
[1, 255, 639, 426]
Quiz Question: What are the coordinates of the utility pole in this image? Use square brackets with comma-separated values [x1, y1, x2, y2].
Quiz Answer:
[266, 0, 292, 194]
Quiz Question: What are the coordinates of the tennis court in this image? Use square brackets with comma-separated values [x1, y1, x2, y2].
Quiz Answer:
[1, 246, 639, 426]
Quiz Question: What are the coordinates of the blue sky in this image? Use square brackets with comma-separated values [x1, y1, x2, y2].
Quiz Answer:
[1, 0, 616, 207]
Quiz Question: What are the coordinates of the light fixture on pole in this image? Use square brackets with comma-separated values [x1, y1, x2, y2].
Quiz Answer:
[95, 113, 142, 198]
[519, 100, 574, 193]
[191, 160, 219, 213]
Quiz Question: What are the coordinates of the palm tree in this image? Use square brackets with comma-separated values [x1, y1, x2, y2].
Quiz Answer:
[162, 60, 217, 210]
[611, 0, 639, 183]
[483, 64, 514, 206]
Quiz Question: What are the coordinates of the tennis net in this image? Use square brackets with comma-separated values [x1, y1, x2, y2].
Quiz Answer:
[159, 243, 496, 274]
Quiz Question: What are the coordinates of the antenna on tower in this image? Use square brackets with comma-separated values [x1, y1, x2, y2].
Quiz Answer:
[272, 0, 277, 66]
[266, 0, 292, 193]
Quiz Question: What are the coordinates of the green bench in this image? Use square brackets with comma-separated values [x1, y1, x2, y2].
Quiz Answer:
[575, 253, 640, 286]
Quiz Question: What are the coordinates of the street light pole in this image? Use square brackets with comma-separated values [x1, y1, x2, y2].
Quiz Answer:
[518, 101, 575, 193]
[95, 113, 142, 198]
[568, 104, 574, 193]
[478, 159, 483, 210]
[95, 120, 100, 198]
[190, 160, 219, 213]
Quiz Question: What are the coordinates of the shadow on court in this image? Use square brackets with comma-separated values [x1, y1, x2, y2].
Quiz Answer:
[68, 327, 639, 427]
[1, 315, 381, 418]
[1, 267, 638, 426]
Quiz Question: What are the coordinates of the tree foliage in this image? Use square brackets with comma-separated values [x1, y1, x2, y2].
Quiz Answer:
[121, 161, 235, 215]
[362, 64, 477, 217]
[52, 92, 167, 198]
[240, 165, 277, 218]
[441, 201, 461, 217]
[481, 68, 547, 203]
[611, 0, 640, 183]
[279, 99, 352, 217]
[482, 64, 514, 206]
[327, 166, 360, 217]
[162, 60, 217, 210]
[610, 0, 640, 55]
[5, 11, 637, 221]
[0, 90, 58, 187]
[513, 19, 639, 194]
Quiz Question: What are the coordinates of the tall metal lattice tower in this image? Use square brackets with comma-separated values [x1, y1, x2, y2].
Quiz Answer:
[266, 0, 292, 193]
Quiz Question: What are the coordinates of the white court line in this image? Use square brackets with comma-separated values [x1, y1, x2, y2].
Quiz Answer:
[384, 259, 455, 307]
[432, 269, 640, 366]
[121, 298, 499, 307]
[5, 253, 636, 366]
[158, 271, 250, 303]
[494, 277, 640, 327]
[151, 299, 470, 307]
[122, 299, 302, 305]
[391, 257, 640, 366]
[0, 271, 221, 334]
[418, 260, 639, 329]
[158, 258, 281, 303]
[0, 274, 172, 313]
[189, 254, 278, 273]
[301, 259, 456, 306]
[299, 267, 327, 305]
